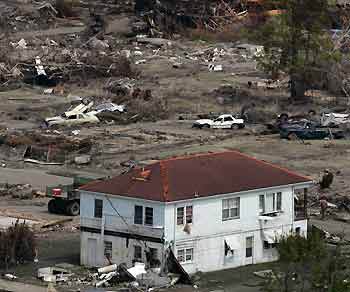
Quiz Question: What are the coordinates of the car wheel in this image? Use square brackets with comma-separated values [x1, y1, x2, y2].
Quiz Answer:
[202, 124, 210, 129]
[238, 124, 245, 129]
[231, 124, 239, 130]
[287, 133, 298, 140]
[66, 201, 80, 216]
[48, 199, 57, 214]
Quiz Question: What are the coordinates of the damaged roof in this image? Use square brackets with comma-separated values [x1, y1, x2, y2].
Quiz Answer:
[80, 151, 312, 202]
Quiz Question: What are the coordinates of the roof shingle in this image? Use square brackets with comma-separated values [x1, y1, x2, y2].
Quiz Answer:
[80, 151, 312, 202]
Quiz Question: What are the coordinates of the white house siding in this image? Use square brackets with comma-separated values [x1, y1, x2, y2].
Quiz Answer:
[79, 184, 310, 272]
[164, 186, 301, 274]
[80, 191, 165, 267]
[81, 231, 164, 267]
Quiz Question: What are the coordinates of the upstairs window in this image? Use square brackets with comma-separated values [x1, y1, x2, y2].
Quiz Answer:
[259, 192, 282, 214]
[94, 199, 103, 218]
[145, 207, 153, 226]
[186, 206, 193, 224]
[222, 198, 240, 220]
[177, 205, 193, 225]
[134, 205, 154, 226]
[177, 207, 184, 225]
[134, 205, 143, 224]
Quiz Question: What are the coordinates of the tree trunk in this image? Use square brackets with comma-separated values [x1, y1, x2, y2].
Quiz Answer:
[290, 73, 306, 99]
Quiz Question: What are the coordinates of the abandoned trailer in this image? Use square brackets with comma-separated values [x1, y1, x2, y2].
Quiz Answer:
[79, 151, 313, 273]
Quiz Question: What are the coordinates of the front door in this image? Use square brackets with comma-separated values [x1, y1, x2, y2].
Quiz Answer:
[87, 238, 97, 267]
[245, 236, 254, 265]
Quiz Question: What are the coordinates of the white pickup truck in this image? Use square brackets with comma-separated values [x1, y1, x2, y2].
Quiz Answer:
[44, 101, 99, 127]
[192, 114, 245, 129]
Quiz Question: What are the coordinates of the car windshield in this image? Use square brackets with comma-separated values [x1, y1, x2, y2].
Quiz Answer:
[214, 118, 222, 122]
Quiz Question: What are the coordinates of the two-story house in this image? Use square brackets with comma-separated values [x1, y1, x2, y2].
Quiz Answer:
[79, 151, 313, 274]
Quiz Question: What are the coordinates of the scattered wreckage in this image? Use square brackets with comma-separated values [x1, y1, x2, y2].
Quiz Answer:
[192, 114, 245, 129]
[321, 112, 350, 127]
[44, 101, 125, 128]
[36, 248, 193, 291]
[45, 112, 100, 128]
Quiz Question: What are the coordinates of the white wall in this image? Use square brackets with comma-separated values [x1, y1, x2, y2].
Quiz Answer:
[164, 186, 297, 273]
[80, 191, 165, 228]
[80, 191, 165, 267]
[81, 231, 164, 267]
[80, 186, 308, 272]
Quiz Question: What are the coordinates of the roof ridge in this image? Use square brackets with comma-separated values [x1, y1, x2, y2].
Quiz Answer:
[159, 160, 170, 202]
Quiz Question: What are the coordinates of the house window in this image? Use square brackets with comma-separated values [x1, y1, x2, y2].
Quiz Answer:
[150, 248, 158, 260]
[259, 192, 282, 214]
[246, 236, 253, 258]
[134, 205, 143, 224]
[263, 241, 276, 249]
[177, 205, 193, 225]
[277, 192, 282, 211]
[94, 199, 103, 218]
[134, 245, 142, 261]
[149, 248, 160, 267]
[104, 241, 112, 259]
[177, 207, 184, 225]
[177, 248, 193, 263]
[186, 206, 193, 224]
[145, 207, 153, 226]
[259, 194, 265, 214]
[222, 198, 240, 220]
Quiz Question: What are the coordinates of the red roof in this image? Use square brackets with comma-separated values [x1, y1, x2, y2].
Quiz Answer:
[80, 151, 312, 202]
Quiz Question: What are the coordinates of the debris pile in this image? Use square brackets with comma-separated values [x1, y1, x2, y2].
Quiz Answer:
[0, 131, 93, 164]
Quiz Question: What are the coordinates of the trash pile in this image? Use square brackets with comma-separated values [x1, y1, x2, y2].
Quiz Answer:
[138, 0, 281, 34]
[0, 130, 93, 165]
[37, 249, 194, 290]
[2, 183, 36, 200]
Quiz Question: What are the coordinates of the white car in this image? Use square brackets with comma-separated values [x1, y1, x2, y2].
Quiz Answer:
[192, 114, 245, 129]
[95, 103, 125, 113]
[45, 112, 99, 127]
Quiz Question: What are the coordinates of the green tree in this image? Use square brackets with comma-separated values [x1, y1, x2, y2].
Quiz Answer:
[255, 0, 341, 99]
[264, 233, 350, 292]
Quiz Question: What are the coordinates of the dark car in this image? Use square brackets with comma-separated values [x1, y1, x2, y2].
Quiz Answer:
[280, 121, 344, 140]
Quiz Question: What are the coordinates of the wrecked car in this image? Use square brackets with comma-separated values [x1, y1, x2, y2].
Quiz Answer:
[93, 103, 125, 114]
[45, 113, 99, 127]
[321, 113, 350, 127]
[192, 114, 245, 129]
[280, 121, 344, 140]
